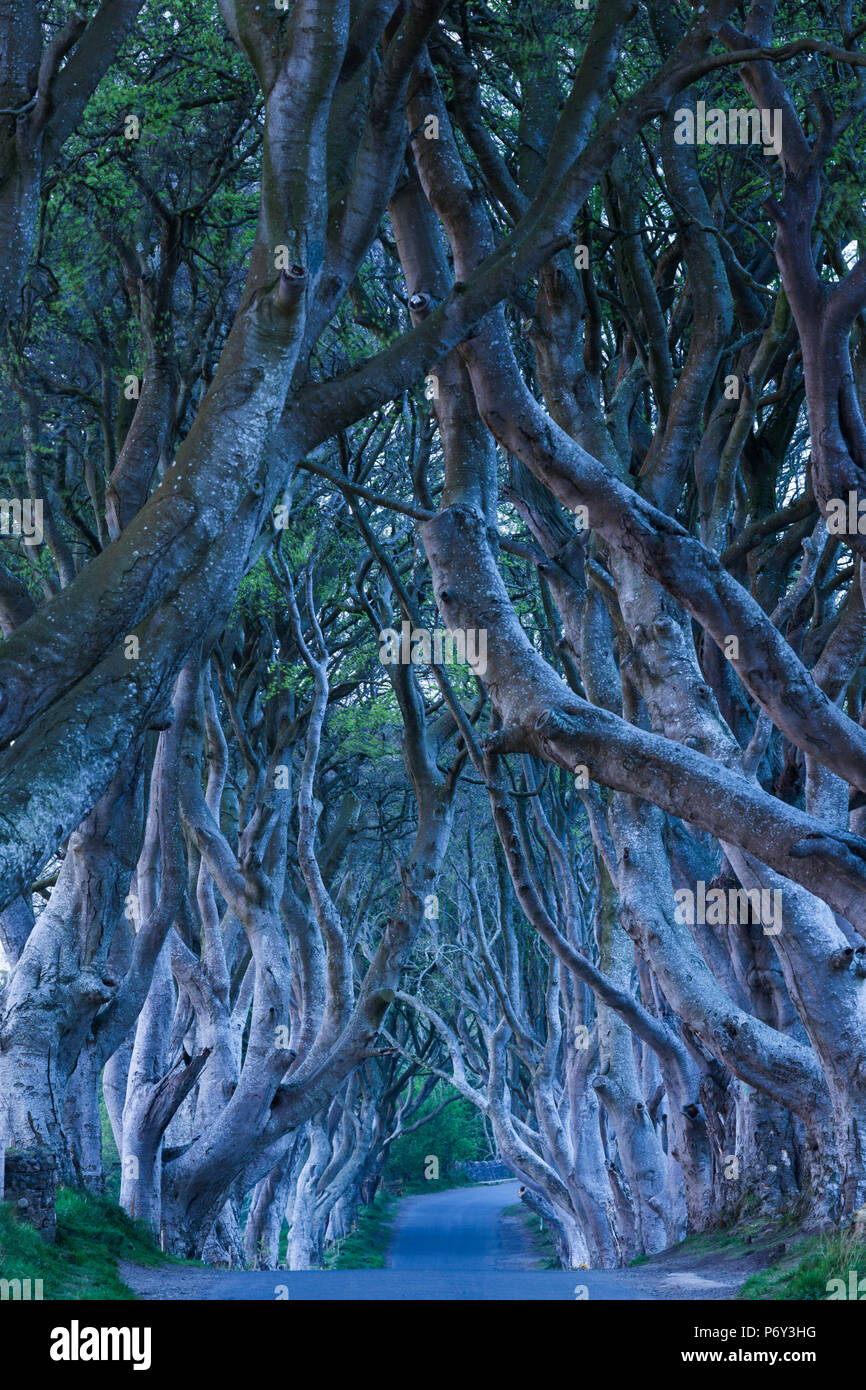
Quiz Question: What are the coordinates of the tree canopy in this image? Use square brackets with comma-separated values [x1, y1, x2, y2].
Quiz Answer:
[3, 0, 866, 1272]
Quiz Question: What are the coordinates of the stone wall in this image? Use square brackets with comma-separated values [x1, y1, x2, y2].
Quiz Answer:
[2, 1148, 57, 1242]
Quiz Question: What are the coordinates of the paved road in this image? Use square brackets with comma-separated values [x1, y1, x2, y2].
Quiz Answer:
[387, 1178, 525, 1270]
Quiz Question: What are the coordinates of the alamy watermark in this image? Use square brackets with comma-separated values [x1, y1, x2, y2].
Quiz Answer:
[826, 491, 866, 536]
[675, 882, 782, 935]
[378, 620, 488, 676]
[49, 1321, 151, 1370]
[0, 497, 43, 545]
[673, 101, 782, 156]
[0, 1277, 43, 1300]
[826, 1270, 866, 1299]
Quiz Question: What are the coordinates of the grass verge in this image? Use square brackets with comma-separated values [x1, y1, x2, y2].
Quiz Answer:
[739, 1228, 866, 1300]
[502, 1201, 560, 1269]
[324, 1191, 397, 1270]
[0, 1188, 179, 1299]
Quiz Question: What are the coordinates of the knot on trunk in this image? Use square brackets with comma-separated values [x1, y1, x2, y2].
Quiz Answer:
[275, 264, 307, 311]
[830, 944, 855, 970]
[408, 291, 433, 322]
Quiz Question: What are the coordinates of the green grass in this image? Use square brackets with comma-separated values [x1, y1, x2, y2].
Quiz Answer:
[739, 1228, 866, 1301]
[324, 1191, 397, 1269]
[0, 1187, 177, 1300]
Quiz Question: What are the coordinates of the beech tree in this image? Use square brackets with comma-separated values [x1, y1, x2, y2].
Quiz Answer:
[4, 0, 866, 1271]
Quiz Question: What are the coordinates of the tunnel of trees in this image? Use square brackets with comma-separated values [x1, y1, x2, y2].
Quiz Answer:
[2, 0, 866, 1271]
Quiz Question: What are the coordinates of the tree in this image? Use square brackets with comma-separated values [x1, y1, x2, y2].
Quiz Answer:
[4, 0, 866, 1273]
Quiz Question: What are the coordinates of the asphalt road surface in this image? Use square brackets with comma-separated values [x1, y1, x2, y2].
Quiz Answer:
[124, 1180, 741, 1300]
[386, 1178, 527, 1270]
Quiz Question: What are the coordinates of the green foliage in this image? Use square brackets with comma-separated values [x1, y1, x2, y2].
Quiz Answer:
[385, 1085, 490, 1187]
[0, 1189, 172, 1300]
[235, 555, 279, 623]
[326, 693, 400, 760]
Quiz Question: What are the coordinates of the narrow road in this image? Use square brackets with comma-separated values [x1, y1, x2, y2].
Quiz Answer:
[387, 1178, 526, 1270]
[122, 1181, 742, 1300]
